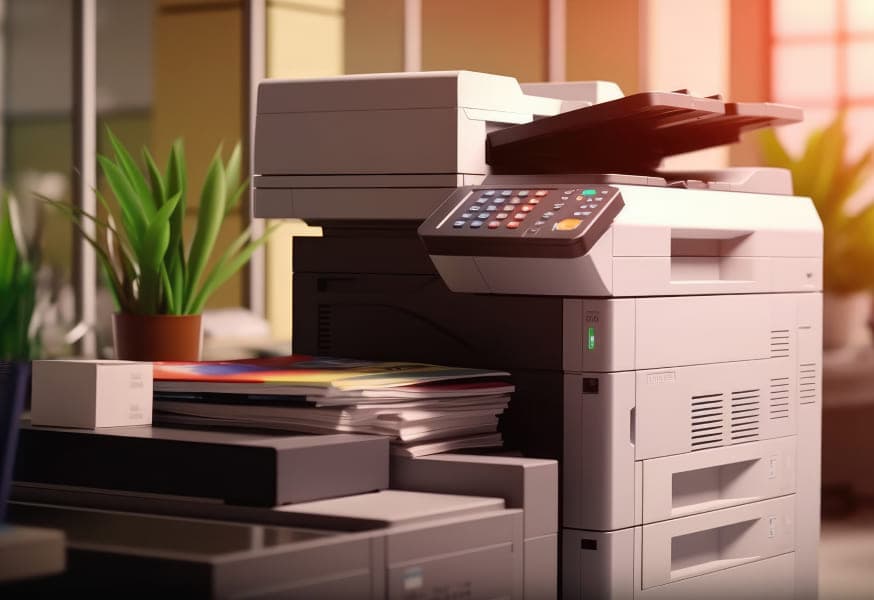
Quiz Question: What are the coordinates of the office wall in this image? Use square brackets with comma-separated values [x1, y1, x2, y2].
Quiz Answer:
[269, 0, 344, 77]
[344, 0, 404, 73]
[153, 0, 246, 308]
[566, 0, 641, 94]
[421, 0, 549, 82]
[729, 0, 771, 166]
[640, 0, 730, 169]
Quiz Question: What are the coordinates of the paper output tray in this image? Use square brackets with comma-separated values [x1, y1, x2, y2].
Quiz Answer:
[486, 92, 802, 173]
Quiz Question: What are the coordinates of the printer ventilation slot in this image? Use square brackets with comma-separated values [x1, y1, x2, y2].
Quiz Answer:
[317, 305, 334, 355]
[769, 377, 791, 420]
[690, 393, 725, 450]
[730, 389, 761, 443]
[798, 362, 818, 403]
[769, 330, 790, 358]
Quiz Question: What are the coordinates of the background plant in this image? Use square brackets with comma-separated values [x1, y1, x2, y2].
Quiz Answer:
[0, 192, 39, 359]
[45, 130, 276, 315]
[760, 113, 874, 293]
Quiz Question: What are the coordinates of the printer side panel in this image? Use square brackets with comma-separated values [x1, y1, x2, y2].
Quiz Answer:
[794, 292, 822, 599]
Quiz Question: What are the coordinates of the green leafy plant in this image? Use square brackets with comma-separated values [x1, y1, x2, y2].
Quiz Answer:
[0, 193, 38, 359]
[760, 113, 874, 293]
[44, 129, 276, 315]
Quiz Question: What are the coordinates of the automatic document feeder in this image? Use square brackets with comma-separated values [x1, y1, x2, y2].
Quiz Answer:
[253, 71, 822, 599]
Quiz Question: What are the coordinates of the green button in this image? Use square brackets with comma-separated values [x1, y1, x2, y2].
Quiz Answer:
[583, 189, 596, 196]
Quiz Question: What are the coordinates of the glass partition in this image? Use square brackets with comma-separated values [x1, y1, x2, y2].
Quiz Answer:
[2, 0, 76, 358]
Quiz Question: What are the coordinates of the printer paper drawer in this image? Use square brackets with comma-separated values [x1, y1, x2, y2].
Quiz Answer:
[641, 437, 796, 523]
[637, 552, 795, 600]
[641, 495, 795, 589]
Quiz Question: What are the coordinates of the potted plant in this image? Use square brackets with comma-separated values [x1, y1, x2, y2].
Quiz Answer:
[0, 192, 39, 361]
[760, 113, 874, 350]
[44, 129, 275, 361]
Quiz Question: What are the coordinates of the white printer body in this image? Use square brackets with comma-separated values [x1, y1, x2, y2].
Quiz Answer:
[253, 71, 822, 599]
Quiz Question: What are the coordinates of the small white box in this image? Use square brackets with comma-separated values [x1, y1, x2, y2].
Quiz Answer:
[31, 360, 153, 428]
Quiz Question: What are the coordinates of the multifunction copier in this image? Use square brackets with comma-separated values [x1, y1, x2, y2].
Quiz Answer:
[253, 71, 822, 599]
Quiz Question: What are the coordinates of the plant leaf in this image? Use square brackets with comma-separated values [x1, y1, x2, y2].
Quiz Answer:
[183, 155, 226, 312]
[106, 127, 156, 217]
[188, 223, 278, 314]
[165, 139, 188, 282]
[139, 192, 182, 314]
[143, 146, 167, 210]
[160, 264, 177, 315]
[758, 129, 792, 170]
[97, 154, 147, 252]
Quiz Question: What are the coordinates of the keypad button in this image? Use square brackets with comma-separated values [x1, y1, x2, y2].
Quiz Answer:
[501, 190, 513, 196]
[520, 205, 534, 213]
[574, 211, 592, 217]
[471, 205, 483, 212]
[543, 211, 555, 217]
[453, 221, 465, 228]
[470, 220, 483, 228]
[484, 190, 496, 196]
[488, 221, 500, 229]
[509, 198, 522, 205]
[561, 196, 569, 201]
[478, 212, 489, 219]
[518, 190, 529, 197]
[553, 204, 564, 209]
[513, 213, 527, 220]
[486, 205, 498, 211]
[594, 197, 603, 201]
[494, 198, 506, 204]
[582, 211, 592, 216]
[576, 195, 584, 201]
[528, 198, 540, 205]
[496, 212, 509, 220]
[535, 220, 546, 226]
[583, 189, 597, 196]
[555, 218, 583, 231]
[564, 189, 575, 194]
[461, 213, 473, 219]
[535, 190, 548, 197]
[507, 221, 521, 229]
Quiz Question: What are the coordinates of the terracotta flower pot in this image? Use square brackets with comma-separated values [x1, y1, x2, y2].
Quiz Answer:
[112, 313, 203, 362]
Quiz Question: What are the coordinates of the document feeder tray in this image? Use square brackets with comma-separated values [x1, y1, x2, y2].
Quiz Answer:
[486, 91, 802, 173]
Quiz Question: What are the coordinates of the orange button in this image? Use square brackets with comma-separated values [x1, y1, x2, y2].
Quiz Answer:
[528, 198, 540, 204]
[507, 221, 521, 229]
[535, 190, 548, 197]
[555, 218, 583, 231]
[488, 221, 500, 229]
[520, 205, 533, 212]
[513, 213, 527, 220]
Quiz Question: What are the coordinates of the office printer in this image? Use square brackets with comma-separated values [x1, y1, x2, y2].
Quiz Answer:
[253, 71, 822, 599]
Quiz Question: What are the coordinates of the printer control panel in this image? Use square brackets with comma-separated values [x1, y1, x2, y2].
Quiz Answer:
[418, 185, 623, 258]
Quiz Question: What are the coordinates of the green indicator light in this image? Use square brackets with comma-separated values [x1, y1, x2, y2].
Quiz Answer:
[583, 189, 596, 196]
[587, 327, 596, 350]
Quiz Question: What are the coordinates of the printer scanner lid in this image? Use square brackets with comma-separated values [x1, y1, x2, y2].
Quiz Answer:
[486, 90, 802, 174]
[257, 70, 560, 117]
